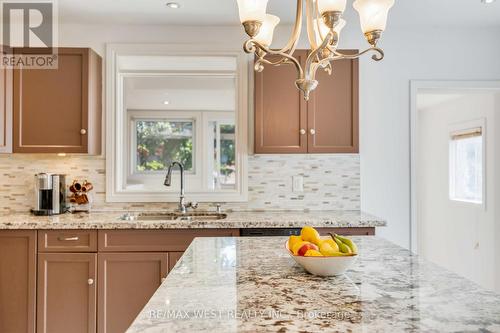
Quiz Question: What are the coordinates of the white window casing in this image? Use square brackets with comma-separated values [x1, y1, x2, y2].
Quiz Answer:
[106, 44, 249, 202]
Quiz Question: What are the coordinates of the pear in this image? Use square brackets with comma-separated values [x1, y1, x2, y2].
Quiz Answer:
[304, 249, 323, 257]
[320, 238, 340, 252]
[300, 226, 322, 245]
[330, 233, 352, 254]
[319, 242, 338, 256]
[334, 234, 358, 254]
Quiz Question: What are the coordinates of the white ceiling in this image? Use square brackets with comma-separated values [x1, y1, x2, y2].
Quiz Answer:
[59, 0, 500, 27]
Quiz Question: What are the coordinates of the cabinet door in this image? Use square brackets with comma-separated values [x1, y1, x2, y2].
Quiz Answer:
[13, 48, 90, 153]
[168, 251, 184, 272]
[0, 46, 12, 153]
[307, 53, 359, 153]
[254, 51, 308, 153]
[0, 231, 36, 333]
[98, 253, 168, 333]
[37, 253, 97, 333]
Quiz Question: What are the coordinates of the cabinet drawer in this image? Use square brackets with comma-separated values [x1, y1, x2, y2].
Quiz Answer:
[98, 229, 240, 252]
[38, 230, 97, 252]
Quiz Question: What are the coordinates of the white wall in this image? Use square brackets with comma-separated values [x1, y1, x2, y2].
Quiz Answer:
[417, 92, 498, 292]
[56, 22, 500, 248]
[496, 93, 500, 293]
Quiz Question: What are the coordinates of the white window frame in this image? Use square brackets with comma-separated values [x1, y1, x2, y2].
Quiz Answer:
[204, 112, 236, 190]
[125, 110, 202, 193]
[448, 118, 486, 208]
[106, 44, 249, 202]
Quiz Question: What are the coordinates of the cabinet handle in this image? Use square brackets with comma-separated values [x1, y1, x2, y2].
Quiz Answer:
[299, 129, 306, 135]
[80, 129, 87, 135]
[58, 236, 79, 241]
[310, 129, 316, 135]
[87, 278, 94, 285]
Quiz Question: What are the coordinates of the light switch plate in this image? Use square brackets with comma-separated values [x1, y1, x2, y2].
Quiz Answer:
[292, 176, 304, 192]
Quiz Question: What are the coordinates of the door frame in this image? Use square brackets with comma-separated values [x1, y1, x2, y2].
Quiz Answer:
[409, 80, 500, 253]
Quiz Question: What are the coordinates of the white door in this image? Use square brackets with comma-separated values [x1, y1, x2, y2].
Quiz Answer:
[416, 90, 499, 293]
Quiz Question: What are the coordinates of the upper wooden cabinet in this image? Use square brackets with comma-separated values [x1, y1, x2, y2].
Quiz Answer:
[255, 51, 308, 153]
[254, 49, 359, 154]
[0, 47, 13, 153]
[12, 48, 102, 154]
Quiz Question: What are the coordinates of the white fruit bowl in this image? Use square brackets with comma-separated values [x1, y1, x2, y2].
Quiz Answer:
[285, 241, 358, 277]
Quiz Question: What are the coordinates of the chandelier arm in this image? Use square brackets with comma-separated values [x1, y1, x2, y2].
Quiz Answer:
[255, 56, 291, 68]
[304, 31, 334, 80]
[333, 47, 385, 61]
[310, 55, 336, 81]
[306, 0, 319, 49]
[256, 0, 303, 55]
[314, 0, 328, 44]
[282, 0, 304, 55]
[248, 40, 304, 79]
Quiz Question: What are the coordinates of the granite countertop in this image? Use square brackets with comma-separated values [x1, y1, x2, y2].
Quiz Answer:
[127, 236, 500, 333]
[0, 210, 385, 229]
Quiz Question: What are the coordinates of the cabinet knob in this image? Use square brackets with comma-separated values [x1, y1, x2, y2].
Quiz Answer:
[80, 129, 87, 135]
[299, 129, 306, 135]
[310, 129, 316, 135]
[87, 278, 94, 285]
[161, 277, 166, 283]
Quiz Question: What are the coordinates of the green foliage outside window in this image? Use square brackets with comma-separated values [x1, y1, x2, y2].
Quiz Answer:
[136, 120, 193, 171]
[220, 124, 235, 177]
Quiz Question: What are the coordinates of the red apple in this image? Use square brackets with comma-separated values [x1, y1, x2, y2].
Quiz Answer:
[297, 243, 319, 256]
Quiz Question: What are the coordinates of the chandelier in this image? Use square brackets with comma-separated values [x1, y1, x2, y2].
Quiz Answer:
[236, 0, 394, 100]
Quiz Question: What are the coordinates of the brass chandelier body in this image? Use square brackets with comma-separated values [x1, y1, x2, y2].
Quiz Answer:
[240, 0, 386, 100]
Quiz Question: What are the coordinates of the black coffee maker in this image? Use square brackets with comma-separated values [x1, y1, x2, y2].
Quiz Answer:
[32, 173, 66, 216]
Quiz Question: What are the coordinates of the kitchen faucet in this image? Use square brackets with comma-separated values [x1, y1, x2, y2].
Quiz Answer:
[164, 161, 198, 214]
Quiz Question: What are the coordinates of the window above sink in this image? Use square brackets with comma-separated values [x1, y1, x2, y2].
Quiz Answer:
[106, 44, 249, 202]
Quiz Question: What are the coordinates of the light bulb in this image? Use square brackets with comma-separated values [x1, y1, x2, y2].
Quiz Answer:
[353, 0, 394, 33]
[254, 14, 280, 46]
[317, 0, 347, 14]
[236, 0, 269, 23]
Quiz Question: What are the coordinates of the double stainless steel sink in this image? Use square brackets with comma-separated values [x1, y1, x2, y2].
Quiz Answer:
[120, 212, 227, 221]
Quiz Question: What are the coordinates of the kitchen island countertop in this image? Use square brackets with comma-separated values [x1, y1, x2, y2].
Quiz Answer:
[0, 210, 385, 229]
[127, 236, 500, 333]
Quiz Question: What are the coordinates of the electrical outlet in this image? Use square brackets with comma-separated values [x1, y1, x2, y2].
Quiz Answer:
[292, 175, 304, 192]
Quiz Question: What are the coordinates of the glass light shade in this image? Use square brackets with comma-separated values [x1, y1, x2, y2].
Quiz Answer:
[236, 0, 269, 23]
[317, 0, 347, 14]
[313, 18, 346, 45]
[353, 0, 394, 33]
[254, 14, 280, 46]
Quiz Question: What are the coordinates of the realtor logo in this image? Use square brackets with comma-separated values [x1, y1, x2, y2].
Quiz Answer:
[0, 0, 58, 68]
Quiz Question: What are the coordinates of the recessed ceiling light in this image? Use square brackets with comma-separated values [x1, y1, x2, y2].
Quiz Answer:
[482, 0, 496, 4]
[166, 2, 180, 9]
[163, 100, 170, 105]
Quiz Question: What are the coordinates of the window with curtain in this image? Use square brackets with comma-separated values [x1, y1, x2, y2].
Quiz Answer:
[449, 127, 483, 204]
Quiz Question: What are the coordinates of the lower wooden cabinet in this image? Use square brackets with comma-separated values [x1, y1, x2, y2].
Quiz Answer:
[97, 253, 168, 333]
[0, 227, 371, 333]
[37, 253, 97, 333]
[0, 231, 36, 333]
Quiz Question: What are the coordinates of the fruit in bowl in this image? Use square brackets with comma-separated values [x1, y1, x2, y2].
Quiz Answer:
[286, 226, 358, 276]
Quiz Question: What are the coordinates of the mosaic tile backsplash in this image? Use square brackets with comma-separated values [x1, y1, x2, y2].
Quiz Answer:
[0, 154, 360, 214]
